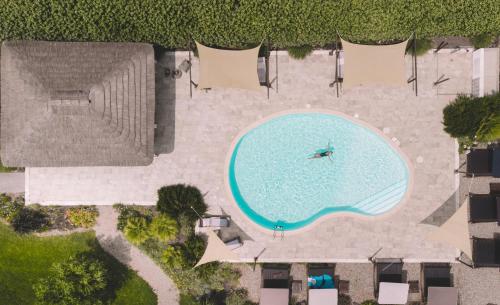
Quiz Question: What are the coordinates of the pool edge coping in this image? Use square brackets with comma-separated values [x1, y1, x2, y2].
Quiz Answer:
[224, 108, 415, 237]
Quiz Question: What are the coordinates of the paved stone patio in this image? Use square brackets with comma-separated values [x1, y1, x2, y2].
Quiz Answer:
[27, 49, 474, 261]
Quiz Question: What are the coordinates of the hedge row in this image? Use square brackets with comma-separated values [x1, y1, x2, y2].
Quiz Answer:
[0, 0, 499, 48]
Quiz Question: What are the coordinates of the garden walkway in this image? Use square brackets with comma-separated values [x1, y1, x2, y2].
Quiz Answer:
[94, 206, 179, 305]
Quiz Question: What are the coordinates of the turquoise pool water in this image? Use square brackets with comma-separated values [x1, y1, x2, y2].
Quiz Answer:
[228, 112, 410, 231]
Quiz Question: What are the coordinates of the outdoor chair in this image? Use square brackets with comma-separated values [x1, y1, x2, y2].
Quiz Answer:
[466, 147, 500, 177]
[421, 263, 453, 300]
[375, 258, 404, 288]
[468, 193, 500, 224]
[224, 236, 243, 250]
[472, 235, 500, 268]
[262, 264, 290, 289]
[199, 215, 231, 228]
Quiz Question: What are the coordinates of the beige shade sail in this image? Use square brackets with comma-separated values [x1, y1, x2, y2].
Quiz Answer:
[427, 200, 472, 259]
[194, 230, 239, 268]
[196, 41, 261, 91]
[341, 38, 409, 89]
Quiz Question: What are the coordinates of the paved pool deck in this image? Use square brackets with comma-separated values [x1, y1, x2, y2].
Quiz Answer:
[27, 48, 473, 261]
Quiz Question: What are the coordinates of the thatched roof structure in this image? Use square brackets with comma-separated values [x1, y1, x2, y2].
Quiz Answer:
[1, 41, 155, 167]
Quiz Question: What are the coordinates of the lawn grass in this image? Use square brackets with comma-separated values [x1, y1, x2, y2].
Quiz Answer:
[0, 223, 157, 305]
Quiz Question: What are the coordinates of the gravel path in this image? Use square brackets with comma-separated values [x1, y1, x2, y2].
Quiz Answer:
[94, 206, 179, 305]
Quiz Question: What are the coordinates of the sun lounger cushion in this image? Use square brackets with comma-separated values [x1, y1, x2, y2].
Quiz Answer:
[473, 237, 500, 267]
[427, 287, 458, 305]
[467, 149, 492, 176]
[469, 194, 498, 223]
[377, 282, 409, 304]
[201, 217, 229, 227]
[224, 237, 242, 250]
[259, 288, 289, 305]
[309, 288, 338, 305]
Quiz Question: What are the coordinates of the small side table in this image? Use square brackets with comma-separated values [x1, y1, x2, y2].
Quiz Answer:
[338, 280, 350, 294]
[408, 280, 420, 293]
[292, 280, 303, 294]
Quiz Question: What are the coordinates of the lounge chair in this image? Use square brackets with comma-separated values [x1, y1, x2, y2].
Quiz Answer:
[307, 263, 336, 289]
[199, 215, 230, 228]
[472, 236, 500, 267]
[262, 264, 290, 289]
[469, 193, 500, 224]
[375, 258, 404, 287]
[466, 147, 500, 177]
[427, 287, 458, 305]
[224, 236, 243, 250]
[422, 263, 452, 300]
[259, 288, 289, 305]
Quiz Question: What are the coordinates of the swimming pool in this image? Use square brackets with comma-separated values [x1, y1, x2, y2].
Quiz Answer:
[228, 111, 411, 231]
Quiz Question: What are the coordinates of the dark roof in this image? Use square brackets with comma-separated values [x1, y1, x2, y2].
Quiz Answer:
[1, 41, 155, 167]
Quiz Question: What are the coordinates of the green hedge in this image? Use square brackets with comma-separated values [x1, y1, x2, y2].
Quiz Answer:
[0, 0, 499, 48]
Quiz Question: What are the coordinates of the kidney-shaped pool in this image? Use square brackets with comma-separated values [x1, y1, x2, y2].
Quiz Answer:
[227, 112, 411, 231]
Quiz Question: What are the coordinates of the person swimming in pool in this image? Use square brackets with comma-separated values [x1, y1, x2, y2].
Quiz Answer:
[309, 141, 334, 160]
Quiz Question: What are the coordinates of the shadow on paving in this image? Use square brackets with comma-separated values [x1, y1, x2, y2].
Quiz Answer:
[420, 190, 458, 226]
[154, 46, 176, 155]
[219, 208, 254, 243]
[96, 234, 133, 266]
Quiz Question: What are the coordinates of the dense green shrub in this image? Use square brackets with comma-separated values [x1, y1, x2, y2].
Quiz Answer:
[180, 294, 199, 305]
[65, 206, 98, 228]
[184, 235, 206, 267]
[471, 33, 496, 49]
[157, 184, 207, 221]
[33, 254, 108, 305]
[226, 288, 254, 305]
[407, 38, 433, 56]
[114, 204, 144, 230]
[150, 214, 178, 242]
[178, 213, 195, 240]
[11, 208, 50, 233]
[360, 300, 378, 305]
[162, 245, 186, 270]
[443, 93, 500, 142]
[0, 194, 24, 222]
[287, 45, 314, 59]
[123, 216, 151, 245]
[171, 263, 240, 297]
[0, 1, 499, 49]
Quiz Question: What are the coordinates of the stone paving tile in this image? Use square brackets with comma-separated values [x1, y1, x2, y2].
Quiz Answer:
[27, 50, 468, 262]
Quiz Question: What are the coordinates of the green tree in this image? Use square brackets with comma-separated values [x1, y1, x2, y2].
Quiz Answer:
[33, 254, 108, 305]
[443, 93, 500, 140]
[162, 245, 186, 270]
[157, 184, 207, 221]
[124, 216, 150, 245]
[150, 214, 178, 242]
[184, 235, 206, 267]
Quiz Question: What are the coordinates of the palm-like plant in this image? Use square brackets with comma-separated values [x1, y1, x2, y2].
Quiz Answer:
[150, 214, 178, 242]
[157, 184, 207, 221]
[124, 216, 150, 245]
